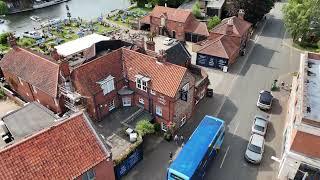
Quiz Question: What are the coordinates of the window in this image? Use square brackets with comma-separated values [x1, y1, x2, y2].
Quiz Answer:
[156, 105, 162, 116]
[122, 97, 131, 107]
[161, 122, 168, 132]
[54, 98, 59, 106]
[139, 97, 144, 105]
[200, 89, 205, 99]
[36, 99, 40, 103]
[180, 115, 186, 127]
[82, 169, 95, 180]
[98, 75, 115, 95]
[182, 83, 189, 92]
[32, 85, 37, 93]
[17, 77, 23, 85]
[150, 90, 156, 95]
[108, 100, 115, 111]
[135, 75, 150, 92]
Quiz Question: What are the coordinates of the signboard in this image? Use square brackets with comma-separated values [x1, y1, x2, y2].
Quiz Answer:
[196, 53, 228, 70]
[115, 144, 143, 180]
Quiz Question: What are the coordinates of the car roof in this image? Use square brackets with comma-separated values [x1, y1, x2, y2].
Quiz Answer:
[250, 134, 264, 147]
[255, 117, 267, 126]
[165, 37, 172, 40]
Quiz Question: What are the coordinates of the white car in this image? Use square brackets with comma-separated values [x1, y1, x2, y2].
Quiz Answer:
[251, 116, 268, 136]
[257, 90, 273, 110]
[163, 37, 174, 45]
[245, 134, 265, 164]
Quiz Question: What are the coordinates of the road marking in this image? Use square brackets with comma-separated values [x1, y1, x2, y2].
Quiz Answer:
[220, 146, 230, 169]
[233, 120, 241, 137]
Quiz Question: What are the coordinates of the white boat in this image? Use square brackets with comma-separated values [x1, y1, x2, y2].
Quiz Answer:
[23, 31, 42, 39]
[30, 16, 42, 22]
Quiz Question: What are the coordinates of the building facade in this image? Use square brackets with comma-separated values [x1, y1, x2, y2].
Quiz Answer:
[278, 53, 320, 180]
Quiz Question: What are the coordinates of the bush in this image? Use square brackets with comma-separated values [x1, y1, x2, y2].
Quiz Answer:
[192, 1, 201, 18]
[19, 38, 36, 47]
[154, 123, 161, 132]
[207, 16, 221, 30]
[0, 32, 11, 45]
[0, 1, 8, 15]
[318, 40, 320, 49]
[0, 88, 5, 99]
[163, 132, 172, 141]
[135, 120, 155, 137]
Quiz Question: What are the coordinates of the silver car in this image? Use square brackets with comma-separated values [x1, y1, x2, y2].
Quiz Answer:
[245, 134, 265, 164]
[257, 90, 273, 110]
[251, 116, 268, 136]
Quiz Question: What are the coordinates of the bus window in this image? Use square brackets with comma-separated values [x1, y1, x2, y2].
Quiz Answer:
[170, 173, 185, 180]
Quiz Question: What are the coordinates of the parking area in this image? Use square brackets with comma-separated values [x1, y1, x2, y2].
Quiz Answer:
[0, 99, 21, 118]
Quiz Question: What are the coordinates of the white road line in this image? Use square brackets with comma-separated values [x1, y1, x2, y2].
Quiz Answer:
[220, 146, 230, 169]
[233, 120, 241, 137]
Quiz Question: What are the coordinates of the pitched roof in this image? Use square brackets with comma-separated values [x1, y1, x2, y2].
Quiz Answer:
[290, 130, 320, 159]
[197, 35, 240, 59]
[0, 112, 110, 180]
[71, 49, 123, 95]
[123, 48, 187, 98]
[211, 16, 252, 37]
[165, 42, 191, 66]
[185, 21, 209, 36]
[0, 47, 60, 97]
[150, 6, 192, 23]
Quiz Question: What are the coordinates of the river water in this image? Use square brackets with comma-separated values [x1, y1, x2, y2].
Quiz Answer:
[0, 0, 131, 34]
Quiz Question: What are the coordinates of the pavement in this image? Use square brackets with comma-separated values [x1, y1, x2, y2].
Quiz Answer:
[123, 2, 301, 180]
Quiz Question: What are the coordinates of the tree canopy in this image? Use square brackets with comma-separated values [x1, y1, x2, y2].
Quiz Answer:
[135, 120, 155, 137]
[207, 16, 221, 30]
[0, 1, 8, 15]
[283, 0, 320, 43]
[227, 0, 275, 24]
[192, 1, 201, 18]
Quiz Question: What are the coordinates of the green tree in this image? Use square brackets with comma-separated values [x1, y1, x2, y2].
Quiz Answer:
[0, 1, 7, 15]
[207, 16, 221, 30]
[135, 120, 155, 137]
[192, 1, 201, 18]
[283, 0, 320, 42]
[227, 0, 275, 24]
[0, 32, 11, 45]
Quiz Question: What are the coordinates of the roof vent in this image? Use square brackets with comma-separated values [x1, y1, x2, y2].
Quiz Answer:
[306, 106, 311, 113]
[0, 121, 14, 144]
[307, 70, 316, 76]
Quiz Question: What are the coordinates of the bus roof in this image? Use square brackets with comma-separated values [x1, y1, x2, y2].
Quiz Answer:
[169, 115, 224, 178]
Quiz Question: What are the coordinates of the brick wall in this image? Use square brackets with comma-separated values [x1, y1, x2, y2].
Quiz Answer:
[150, 16, 186, 41]
[76, 159, 115, 180]
[2, 70, 62, 113]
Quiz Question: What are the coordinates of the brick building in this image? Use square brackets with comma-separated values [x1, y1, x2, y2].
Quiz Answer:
[277, 53, 320, 179]
[72, 46, 196, 131]
[194, 10, 252, 70]
[140, 6, 209, 42]
[0, 103, 115, 180]
[0, 39, 69, 114]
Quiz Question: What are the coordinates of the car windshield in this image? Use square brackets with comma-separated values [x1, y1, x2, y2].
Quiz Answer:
[259, 93, 272, 105]
[248, 144, 261, 154]
[254, 125, 265, 132]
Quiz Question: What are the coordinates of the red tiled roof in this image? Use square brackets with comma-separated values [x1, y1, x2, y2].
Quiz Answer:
[211, 16, 252, 37]
[123, 48, 187, 98]
[0, 47, 60, 97]
[290, 130, 320, 158]
[185, 21, 209, 36]
[0, 112, 109, 179]
[71, 49, 123, 95]
[197, 35, 240, 59]
[150, 6, 192, 23]
[140, 15, 150, 24]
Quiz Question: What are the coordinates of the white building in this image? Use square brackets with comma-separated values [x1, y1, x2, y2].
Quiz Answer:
[278, 53, 320, 179]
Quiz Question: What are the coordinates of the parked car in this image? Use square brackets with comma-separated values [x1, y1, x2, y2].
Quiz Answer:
[251, 116, 268, 136]
[30, 16, 42, 22]
[163, 37, 174, 45]
[257, 90, 273, 110]
[245, 134, 265, 164]
[0, 19, 5, 24]
[22, 31, 42, 39]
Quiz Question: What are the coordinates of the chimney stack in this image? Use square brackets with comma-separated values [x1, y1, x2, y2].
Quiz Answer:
[7, 34, 18, 50]
[238, 9, 245, 20]
[157, 50, 167, 63]
[50, 48, 61, 61]
[226, 19, 233, 35]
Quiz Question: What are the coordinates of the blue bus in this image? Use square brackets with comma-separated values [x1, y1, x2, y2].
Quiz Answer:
[167, 115, 225, 180]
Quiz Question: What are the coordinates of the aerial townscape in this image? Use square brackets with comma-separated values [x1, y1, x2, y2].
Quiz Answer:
[0, 0, 319, 179]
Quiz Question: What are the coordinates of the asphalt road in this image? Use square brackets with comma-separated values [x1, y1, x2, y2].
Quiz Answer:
[203, 2, 300, 180]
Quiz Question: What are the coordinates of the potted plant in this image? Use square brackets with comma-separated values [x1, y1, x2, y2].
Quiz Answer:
[163, 132, 172, 141]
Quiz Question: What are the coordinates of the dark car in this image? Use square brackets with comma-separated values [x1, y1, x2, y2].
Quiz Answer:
[257, 90, 273, 110]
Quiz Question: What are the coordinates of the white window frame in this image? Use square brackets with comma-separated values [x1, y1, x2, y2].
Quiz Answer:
[18, 77, 23, 85]
[139, 97, 144, 105]
[36, 99, 40, 103]
[180, 115, 187, 127]
[150, 90, 156, 95]
[156, 105, 162, 117]
[101, 79, 115, 95]
[32, 85, 37, 93]
[200, 89, 205, 99]
[135, 75, 150, 92]
[122, 97, 131, 107]
[182, 83, 189, 92]
[161, 122, 168, 132]
[108, 100, 115, 111]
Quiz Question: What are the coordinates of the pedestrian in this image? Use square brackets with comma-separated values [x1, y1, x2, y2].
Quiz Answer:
[169, 152, 173, 164]
[180, 135, 184, 145]
[281, 81, 285, 88]
[174, 134, 179, 145]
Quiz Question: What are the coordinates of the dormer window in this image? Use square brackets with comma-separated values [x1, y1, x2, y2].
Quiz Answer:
[135, 75, 150, 92]
[97, 75, 115, 95]
[180, 83, 189, 101]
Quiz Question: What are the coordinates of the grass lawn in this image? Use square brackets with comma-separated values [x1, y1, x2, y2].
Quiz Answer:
[0, 44, 9, 52]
